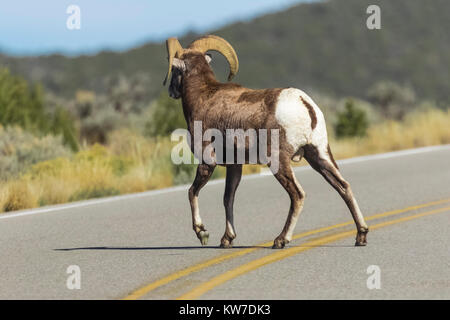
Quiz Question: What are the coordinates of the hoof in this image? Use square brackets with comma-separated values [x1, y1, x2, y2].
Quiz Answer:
[220, 236, 234, 248]
[197, 230, 209, 246]
[355, 227, 368, 246]
[272, 237, 288, 249]
[219, 242, 233, 248]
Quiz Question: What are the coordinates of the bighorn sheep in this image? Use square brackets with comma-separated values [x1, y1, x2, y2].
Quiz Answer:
[163, 35, 369, 249]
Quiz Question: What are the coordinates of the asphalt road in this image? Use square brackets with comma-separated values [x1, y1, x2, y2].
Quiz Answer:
[0, 145, 449, 300]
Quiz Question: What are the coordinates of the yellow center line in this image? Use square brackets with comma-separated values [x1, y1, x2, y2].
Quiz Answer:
[177, 205, 450, 300]
[122, 197, 450, 300]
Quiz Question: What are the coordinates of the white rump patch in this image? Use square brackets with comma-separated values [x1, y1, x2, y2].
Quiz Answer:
[275, 88, 327, 153]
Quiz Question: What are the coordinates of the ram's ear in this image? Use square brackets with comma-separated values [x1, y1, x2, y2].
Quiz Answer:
[205, 54, 212, 64]
[172, 58, 186, 71]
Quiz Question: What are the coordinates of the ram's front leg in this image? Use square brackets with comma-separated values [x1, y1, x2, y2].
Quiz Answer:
[189, 163, 216, 245]
[221, 164, 242, 248]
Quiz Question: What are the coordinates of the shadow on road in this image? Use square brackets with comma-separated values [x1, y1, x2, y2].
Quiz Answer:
[54, 244, 354, 251]
[54, 245, 270, 251]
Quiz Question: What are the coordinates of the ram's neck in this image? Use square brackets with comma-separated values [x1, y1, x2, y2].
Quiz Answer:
[181, 69, 218, 121]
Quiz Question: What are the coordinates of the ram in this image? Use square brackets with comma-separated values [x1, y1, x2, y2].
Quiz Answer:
[163, 35, 369, 249]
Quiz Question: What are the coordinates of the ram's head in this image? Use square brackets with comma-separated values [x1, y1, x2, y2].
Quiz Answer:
[163, 35, 239, 99]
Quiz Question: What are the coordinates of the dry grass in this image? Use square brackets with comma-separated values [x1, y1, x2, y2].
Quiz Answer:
[1, 108, 449, 213]
[0, 131, 178, 212]
[0, 180, 39, 212]
[331, 108, 450, 159]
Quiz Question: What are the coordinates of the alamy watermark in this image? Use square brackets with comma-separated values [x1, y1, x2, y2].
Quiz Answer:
[366, 5, 381, 30]
[66, 5, 81, 30]
[66, 265, 81, 290]
[366, 265, 381, 289]
[171, 121, 280, 173]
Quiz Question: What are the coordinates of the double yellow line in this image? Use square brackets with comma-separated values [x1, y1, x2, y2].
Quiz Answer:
[123, 198, 450, 300]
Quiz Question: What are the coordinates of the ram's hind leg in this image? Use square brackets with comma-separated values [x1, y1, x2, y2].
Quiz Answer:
[303, 144, 369, 246]
[189, 163, 215, 245]
[272, 156, 306, 249]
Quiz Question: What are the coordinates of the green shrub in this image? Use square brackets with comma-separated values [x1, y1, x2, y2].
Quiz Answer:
[79, 106, 127, 144]
[145, 92, 186, 137]
[0, 125, 72, 180]
[367, 81, 416, 120]
[51, 107, 79, 151]
[0, 68, 78, 150]
[71, 74, 152, 144]
[335, 100, 369, 138]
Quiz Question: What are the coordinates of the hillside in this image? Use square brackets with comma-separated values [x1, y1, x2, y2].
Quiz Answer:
[1, 0, 449, 105]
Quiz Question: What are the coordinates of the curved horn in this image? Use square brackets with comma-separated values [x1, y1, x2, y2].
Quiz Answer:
[188, 35, 239, 81]
[163, 37, 184, 85]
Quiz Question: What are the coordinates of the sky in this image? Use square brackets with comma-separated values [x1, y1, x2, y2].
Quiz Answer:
[0, 0, 309, 56]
